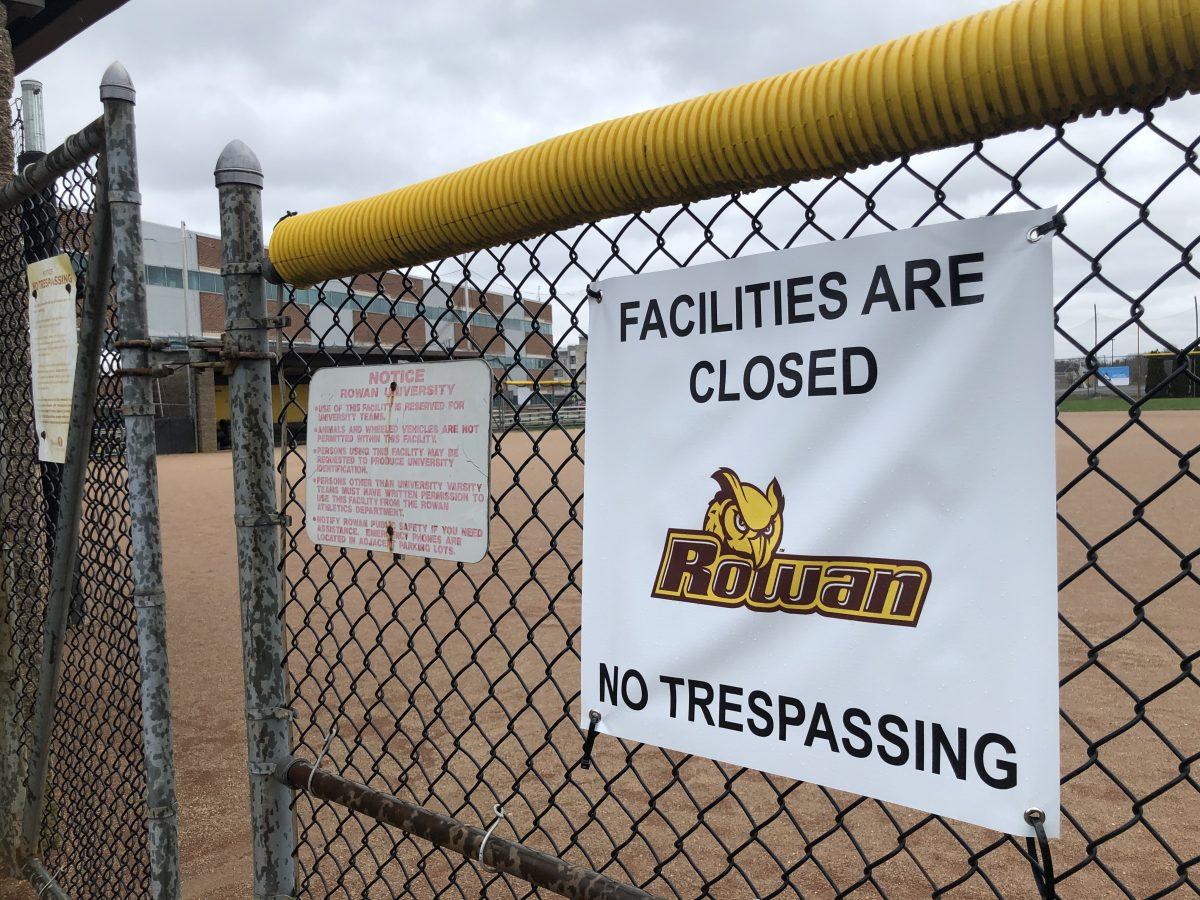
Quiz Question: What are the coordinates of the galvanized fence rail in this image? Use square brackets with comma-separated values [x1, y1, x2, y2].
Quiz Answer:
[0, 64, 179, 899]
[217, 2, 1200, 897]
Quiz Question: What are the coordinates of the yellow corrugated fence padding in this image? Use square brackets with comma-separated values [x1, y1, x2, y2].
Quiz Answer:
[268, 0, 1200, 286]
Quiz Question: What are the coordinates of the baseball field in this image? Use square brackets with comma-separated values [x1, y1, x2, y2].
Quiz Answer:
[3, 409, 1196, 898]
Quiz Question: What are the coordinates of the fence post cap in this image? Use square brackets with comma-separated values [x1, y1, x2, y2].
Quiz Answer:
[99, 61, 135, 103]
[215, 140, 263, 189]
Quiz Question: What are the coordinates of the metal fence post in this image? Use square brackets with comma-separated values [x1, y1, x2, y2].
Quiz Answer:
[0, 120, 26, 873]
[0, 304, 26, 875]
[215, 139, 296, 899]
[100, 61, 181, 899]
[0, 500, 21, 876]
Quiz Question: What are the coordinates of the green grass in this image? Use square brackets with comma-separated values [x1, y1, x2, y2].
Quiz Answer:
[1058, 395, 1200, 412]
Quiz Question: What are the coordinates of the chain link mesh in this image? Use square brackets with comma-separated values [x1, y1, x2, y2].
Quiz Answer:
[274, 95, 1199, 897]
[0, 154, 150, 896]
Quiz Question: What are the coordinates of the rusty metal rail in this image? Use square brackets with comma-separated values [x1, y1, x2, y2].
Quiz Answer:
[0, 115, 102, 212]
[282, 758, 658, 900]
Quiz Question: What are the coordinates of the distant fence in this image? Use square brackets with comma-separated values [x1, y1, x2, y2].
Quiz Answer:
[492, 402, 584, 432]
[1057, 353, 1200, 401]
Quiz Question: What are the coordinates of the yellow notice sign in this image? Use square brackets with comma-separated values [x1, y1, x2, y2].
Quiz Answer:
[27, 254, 78, 463]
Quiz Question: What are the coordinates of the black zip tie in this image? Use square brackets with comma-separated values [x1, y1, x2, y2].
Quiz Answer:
[585, 284, 602, 304]
[580, 710, 601, 770]
[1027, 212, 1066, 243]
[1024, 808, 1056, 899]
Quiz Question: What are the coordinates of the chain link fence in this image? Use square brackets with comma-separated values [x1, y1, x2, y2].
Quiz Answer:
[0, 153, 151, 894]
[0, 76, 181, 897]
[261, 87, 1200, 897]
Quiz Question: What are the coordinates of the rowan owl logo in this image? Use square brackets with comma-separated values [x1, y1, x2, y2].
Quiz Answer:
[703, 468, 784, 568]
[652, 468, 933, 626]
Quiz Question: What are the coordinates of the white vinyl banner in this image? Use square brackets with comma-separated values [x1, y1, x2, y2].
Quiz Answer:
[27, 254, 78, 464]
[582, 210, 1059, 837]
[307, 359, 492, 563]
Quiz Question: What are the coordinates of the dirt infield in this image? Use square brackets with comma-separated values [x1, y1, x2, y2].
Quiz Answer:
[4, 409, 1196, 898]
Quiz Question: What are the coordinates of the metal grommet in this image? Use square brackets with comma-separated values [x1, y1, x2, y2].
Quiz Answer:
[1027, 212, 1065, 242]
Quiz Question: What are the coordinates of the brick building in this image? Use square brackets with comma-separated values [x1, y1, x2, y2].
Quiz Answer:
[142, 221, 555, 452]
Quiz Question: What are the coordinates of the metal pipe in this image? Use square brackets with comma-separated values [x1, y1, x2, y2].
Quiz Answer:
[0, 11, 26, 868]
[18, 81, 45, 155]
[16, 146, 73, 631]
[215, 138, 296, 899]
[19, 153, 113, 861]
[283, 759, 657, 900]
[0, 538, 21, 874]
[0, 117, 104, 213]
[101, 61, 181, 900]
[0, 430, 26, 874]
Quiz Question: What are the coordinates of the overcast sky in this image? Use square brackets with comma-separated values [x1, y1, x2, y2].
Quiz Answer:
[19, 0, 1200, 357]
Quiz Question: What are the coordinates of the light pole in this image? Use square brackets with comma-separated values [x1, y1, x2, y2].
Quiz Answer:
[1092, 304, 1097, 398]
[179, 222, 193, 337]
[180, 223, 198, 450]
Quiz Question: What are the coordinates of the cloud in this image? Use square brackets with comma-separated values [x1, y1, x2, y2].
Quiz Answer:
[24, 0, 996, 228]
[20, 0, 1200, 356]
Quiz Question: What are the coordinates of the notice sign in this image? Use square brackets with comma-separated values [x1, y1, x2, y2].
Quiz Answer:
[27, 254, 78, 464]
[307, 359, 491, 562]
[582, 210, 1059, 836]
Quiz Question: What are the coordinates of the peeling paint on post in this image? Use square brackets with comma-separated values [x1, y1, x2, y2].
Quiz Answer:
[101, 61, 182, 900]
[215, 139, 297, 899]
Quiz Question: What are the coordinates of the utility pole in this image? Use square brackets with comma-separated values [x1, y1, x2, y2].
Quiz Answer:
[1092, 304, 1097, 398]
[179, 221, 190, 335]
[1135, 316, 1141, 398]
[181, 221, 198, 451]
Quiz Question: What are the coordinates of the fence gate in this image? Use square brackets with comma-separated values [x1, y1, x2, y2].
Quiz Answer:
[0, 65, 179, 898]
[220, 1, 1199, 897]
